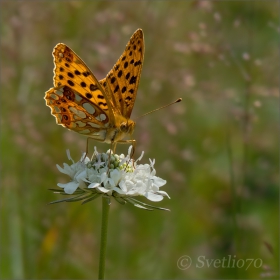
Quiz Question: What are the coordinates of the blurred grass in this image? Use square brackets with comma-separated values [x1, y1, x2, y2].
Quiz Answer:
[0, 1, 279, 279]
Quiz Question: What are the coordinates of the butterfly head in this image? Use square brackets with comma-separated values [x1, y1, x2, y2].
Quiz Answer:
[120, 119, 135, 136]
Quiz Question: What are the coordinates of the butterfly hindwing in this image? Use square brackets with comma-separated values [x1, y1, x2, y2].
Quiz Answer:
[45, 85, 109, 139]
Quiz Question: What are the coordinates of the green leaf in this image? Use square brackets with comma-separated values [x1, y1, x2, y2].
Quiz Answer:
[81, 194, 101, 204]
[124, 198, 153, 211]
[66, 193, 94, 202]
[113, 196, 127, 205]
[128, 198, 170, 211]
[49, 193, 87, 204]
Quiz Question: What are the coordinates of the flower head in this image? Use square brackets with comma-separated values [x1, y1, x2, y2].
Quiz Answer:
[50, 147, 170, 211]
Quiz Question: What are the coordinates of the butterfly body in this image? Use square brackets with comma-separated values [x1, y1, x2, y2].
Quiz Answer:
[101, 114, 135, 144]
[45, 29, 144, 148]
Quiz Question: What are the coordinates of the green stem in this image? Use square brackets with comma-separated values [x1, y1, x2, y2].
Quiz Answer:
[98, 196, 110, 279]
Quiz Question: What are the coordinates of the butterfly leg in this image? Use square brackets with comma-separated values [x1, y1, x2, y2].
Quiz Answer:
[81, 137, 90, 162]
[112, 142, 117, 153]
[117, 140, 136, 158]
[81, 137, 98, 162]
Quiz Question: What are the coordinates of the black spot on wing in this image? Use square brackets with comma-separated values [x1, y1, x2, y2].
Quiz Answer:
[90, 84, 98, 91]
[122, 86, 127, 93]
[134, 60, 142, 66]
[83, 71, 90, 77]
[68, 80, 74, 86]
[129, 76, 137, 84]
[114, 85, 119, 93]
[118, 70, 123, 78]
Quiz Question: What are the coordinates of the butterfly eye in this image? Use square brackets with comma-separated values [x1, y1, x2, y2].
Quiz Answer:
[120, 122, 127, 132]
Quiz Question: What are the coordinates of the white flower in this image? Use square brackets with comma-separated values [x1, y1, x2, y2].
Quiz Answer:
[53, 147, 170, 210]
[56, 150, 89, 194]
[118, 163, 168, 201]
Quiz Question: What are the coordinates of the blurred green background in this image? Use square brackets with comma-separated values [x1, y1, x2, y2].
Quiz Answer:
[1, 1, 279, 279]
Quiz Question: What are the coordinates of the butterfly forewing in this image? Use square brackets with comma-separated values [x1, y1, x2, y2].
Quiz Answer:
[53, 43, 113, 113]
[99, 29, 144, 118]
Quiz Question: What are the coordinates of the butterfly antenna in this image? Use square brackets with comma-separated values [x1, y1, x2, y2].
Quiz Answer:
[136, 98, 182, 119]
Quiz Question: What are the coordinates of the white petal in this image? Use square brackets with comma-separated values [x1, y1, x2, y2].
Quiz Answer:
[56, 163, 65, 173]
[152, 176, 166, 187]
[150, 168, 156, 176]
[88, 174, 101, 183]
[157, 190, 170, 198]
[66, 149, 74, 163]
[58, 181, 79, 194]
[88, 182, 100, 189]
[100, 172, 108, 183]
[80, 153, 90, 163]
[83, 178, 92, 183]
[110, 169, 121, 186]
[97, 186, 111, 193]
[119, 180, 128, 192]
[56, 163, 73, 177]
[128, 145, 133, 157]
[75, 170, 87, 182]
[135, 181, 146, 194]
[149, 158, 155, 168]
[107, 178, 115, 188]
[136, 151, 144, 162]
[145, 192, 163, 202]
[127, 190, 138, 196]
[63, 163, 75, 177]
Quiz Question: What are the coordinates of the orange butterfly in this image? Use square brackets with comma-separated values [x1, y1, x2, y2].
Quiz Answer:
[45, 29, 144, 153]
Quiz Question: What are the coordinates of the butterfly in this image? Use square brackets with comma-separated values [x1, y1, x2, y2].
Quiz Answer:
[45, 29, 144, 153]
